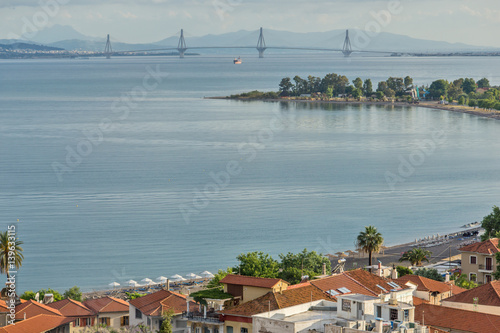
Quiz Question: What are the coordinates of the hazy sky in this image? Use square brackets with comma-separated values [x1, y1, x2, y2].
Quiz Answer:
[2, 0, 500, 47]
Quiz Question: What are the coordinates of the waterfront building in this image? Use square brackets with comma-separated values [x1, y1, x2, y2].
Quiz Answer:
[393, 275, 466, 305]
[129, 289, 198, 332]
[441, 280, 500, 315]
[458, 238, 498, 284]
[220, 275, 290, 304]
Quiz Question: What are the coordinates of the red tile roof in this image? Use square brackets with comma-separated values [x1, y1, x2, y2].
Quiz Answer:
[415, 303, 500, 333]
[220, 275, 288, 289]
[0, 314, 73, 333]
[443, 280, 500, 307]
[287, 282, 311, 290]
[129, 289, 198, 317]
[310, 269, 401, 297]
[83, 296, 129, 313]
[412, 296, 429, 306]
[47, 298, 94, 317]
[221, 284, 334, 317]
[459, 238, 499, 255]
[15, 300, 63, 320]
[394, 275, 466, 294]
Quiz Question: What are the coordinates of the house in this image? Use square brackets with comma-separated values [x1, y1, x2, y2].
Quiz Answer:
[15, 300, 64, 321]
[393, 275, 466, 305]
[414, 303, 500, 333]
[220, 284, 333, 333]
[0, 314, 73, 333]
[253, 294, 424, 333]
[83, 296, 130, 328]
[47, 298, 96, 330]
[129, 289, 198, 332]
[310, 269, 406, 299]
[220, 275, 289, 304]
[441, 280, 500, 315]
[459, 237, 498, 284]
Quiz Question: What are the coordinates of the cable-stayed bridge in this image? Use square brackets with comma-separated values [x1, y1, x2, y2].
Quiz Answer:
[100, 28, 498, 59]
[100, 28, 388, 59]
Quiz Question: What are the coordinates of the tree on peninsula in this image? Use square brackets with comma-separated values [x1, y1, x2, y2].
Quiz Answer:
[0, 230, 24, 280]
[481, 206, 500, 241]
[356, 226, 384, 269]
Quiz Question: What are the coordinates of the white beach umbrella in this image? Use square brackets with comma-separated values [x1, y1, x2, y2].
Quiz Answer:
[156, 276, 169, 282]
[129, 281, 140, 287]
[126, 279, 137, 285]
[170, 274, 184, 280]
[186, 273, 202, 279]
[109, 282, 120, 288]
[141, 278, 154, 285]
[200, 271, 214, 278]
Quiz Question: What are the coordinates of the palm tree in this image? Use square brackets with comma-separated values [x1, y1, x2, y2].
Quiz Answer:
[356, 226, 384, 269]
[399, 248, 431, 267]
[0, 231, 24, 279]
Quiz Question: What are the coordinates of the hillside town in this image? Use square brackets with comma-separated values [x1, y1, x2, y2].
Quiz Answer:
[0, 228, 499, 333]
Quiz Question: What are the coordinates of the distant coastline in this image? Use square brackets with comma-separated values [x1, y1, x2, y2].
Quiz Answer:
[207, 96, 500, 121]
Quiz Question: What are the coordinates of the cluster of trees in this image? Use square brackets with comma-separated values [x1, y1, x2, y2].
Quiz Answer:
[208, 249, 331, 285]
[399, 248, 432, 267]
[278, 74, 415, 100]
[21, 285, 82, 302]
[279, 73, 374, 98]
[428, 77, 500, 110]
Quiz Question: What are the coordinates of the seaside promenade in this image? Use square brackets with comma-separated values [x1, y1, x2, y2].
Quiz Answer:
[336, 226, 482, 271]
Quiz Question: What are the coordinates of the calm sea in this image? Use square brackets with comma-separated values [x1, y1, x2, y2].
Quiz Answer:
[1, 54, 500, 293]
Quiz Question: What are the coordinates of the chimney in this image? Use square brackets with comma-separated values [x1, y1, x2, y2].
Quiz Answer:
[391, 265, 398, 280]
[377, 261, 383, 277]
[388, 292, 398, 306]
[322, 263, 327, 276]
[445, 273, 450, 283]
[167, 279, 170, 291]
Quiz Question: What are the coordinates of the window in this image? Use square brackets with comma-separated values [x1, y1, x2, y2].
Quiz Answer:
[196, 328, 201, 333]
[486, 274, 492, 283]
[342, 299, 351, 312]
[135, 308, 142, 319]
[376, 305, 382, 318]
[227, 326, 233, 333]
[404, 309, 410, 322]
[121, 316, 129, 326]
[470, 273, 477, 282]
[100, 317, 110, 326]
[75, 319, 80, 327]
[470, 256, 477, 264]
[214, 328, 219, 333]
[390, 309, 398, 321]
[241, 328, 248, 333]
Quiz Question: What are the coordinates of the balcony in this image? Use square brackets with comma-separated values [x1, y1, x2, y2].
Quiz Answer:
[478, 264, 494, 273]
[182, 311, 223, 324]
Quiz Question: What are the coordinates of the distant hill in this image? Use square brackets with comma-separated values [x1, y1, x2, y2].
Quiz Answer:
[0, 42, 63, 51]
[3, 26, 498, 54]
[27, 24, 102, 44]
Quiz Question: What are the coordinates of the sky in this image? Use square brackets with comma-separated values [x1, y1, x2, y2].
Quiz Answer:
[1, 0, 500, 47]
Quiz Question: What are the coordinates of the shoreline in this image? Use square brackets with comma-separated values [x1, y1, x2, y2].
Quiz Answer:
[207, 96, 500, 121]
[82, 224, 482, 300]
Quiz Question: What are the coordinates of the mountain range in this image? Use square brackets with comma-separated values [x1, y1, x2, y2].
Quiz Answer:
[2, 25, 498, 54]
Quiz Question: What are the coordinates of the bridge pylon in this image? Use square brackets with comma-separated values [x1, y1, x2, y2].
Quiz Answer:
[177, 29, 188, 58]
[104, 34, 112, 59]
[342, 30, 353, 57]
[256, 27, 267, 58]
